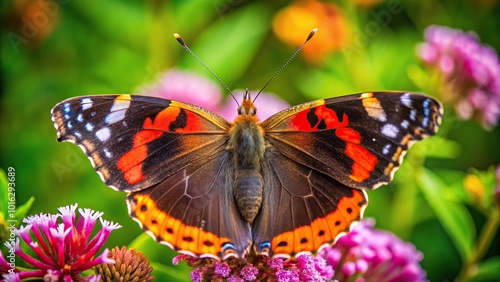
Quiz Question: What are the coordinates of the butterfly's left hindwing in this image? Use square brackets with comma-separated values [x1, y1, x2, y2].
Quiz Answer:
[126, 152, 252, 259]
[261, 92, 442, 190]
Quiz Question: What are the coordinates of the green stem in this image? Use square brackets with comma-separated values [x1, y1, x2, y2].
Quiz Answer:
[389, 179, 417, 239]
[457, 207, 500, 282]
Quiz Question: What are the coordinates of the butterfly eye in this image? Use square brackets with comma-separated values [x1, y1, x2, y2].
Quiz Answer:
[238, 107, 245, 115]
[249, 107, 256, 116]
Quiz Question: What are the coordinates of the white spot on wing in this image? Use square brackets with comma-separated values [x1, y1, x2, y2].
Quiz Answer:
[381, 124, 399, 138]
[410, 109, 417, 121]
[366, 107, 387, 122]
[401, 93, 412, 107]
[105, 100, 131, 124]
[362, 95, 387, 122]
[76, 113, 83, 122]
[401, 120, 409, 129]
[81, 98, 93, 111]
[423, 98, 430, 108]
[383, 144, 391, 155]
[85, 123, 94, 132]
[96, 127, 111, 142]
[422, 117, 429, 127]
[103, 147, 112, 158]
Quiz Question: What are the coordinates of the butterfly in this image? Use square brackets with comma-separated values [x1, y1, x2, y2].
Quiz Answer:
[51, 91, 442, 260]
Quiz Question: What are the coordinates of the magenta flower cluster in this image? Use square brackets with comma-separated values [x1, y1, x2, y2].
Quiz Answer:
[173, 219, 426, 282]
[417, 25, 500, 129]
[321, 219, 426, 282]
[140, 69, 290, 121]
[1, 204, 121, 282]
[173, 253, 333, 282]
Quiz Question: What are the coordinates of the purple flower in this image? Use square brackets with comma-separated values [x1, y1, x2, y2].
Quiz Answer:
[321, 218, 426, 282]
[227, 275, 245, 282]
[1, 204, 120, 281]
[174, 251, 333, 281]
[174, 219, 423, 281]
[240, 265, 259, 280]
[295, 255, 333, 281]
[190, 268, 204, 282]
[214, 261, 231, 277]
[417, 25, 500, 130]
[141, 69, 290, 121]
[276, 269, 300, 282]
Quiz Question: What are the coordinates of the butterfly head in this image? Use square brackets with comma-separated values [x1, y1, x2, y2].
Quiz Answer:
[237, 90, 257, 117]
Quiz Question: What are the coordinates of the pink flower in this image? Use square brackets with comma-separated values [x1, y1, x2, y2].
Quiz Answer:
[174, 251, 333, 281]
[417, 25, 500, 130]
[141, 69, 290, 121]
[218, 90, 290, 121]
[321, 218, 426, 282]
[141, 69, 223, 113]
[1, 204, 120, 281]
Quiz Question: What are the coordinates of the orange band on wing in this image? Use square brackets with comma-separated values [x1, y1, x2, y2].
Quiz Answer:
[289, 104, 348, 131]
[271, 189, 367, 257]
[335, 127, 361, 144]
[345, 143, 378, 182]
[129, 193, 233, 258]
[117, 104, 210, 184]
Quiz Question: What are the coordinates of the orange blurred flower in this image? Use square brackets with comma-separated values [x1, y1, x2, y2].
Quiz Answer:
[273, 0, 350, 63]
[6, 0, 60, 51]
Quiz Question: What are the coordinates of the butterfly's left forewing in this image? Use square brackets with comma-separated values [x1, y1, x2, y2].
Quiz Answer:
[254, 92, 442, 258]
[51, 95, 230, 192]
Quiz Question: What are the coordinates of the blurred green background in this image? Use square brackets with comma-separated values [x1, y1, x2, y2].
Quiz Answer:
[1, 0, 499, 281]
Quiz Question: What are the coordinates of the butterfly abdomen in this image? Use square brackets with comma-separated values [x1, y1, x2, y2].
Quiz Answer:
[235, 169, 263, 223]
[230, 114, 266, 224]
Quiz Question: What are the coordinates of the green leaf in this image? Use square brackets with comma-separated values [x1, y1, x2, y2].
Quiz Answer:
[0, 168, 34, 224]
[179, 3, 270, 87]
[129, 233, 191, 280]
[128, 231, 153, 249]
[470, 256, 500, 281]
[414, 136, 461, 159]
[150, 262, 191, 282]
[0, 168, 8, 218]
[15, 197, 35, 222]
[417, 167, 475, 261]
[129, 233, 185, 266]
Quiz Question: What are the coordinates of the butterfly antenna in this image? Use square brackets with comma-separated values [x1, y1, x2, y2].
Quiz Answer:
[253, 28, 317, 102]
[174, 33, 239, 106]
